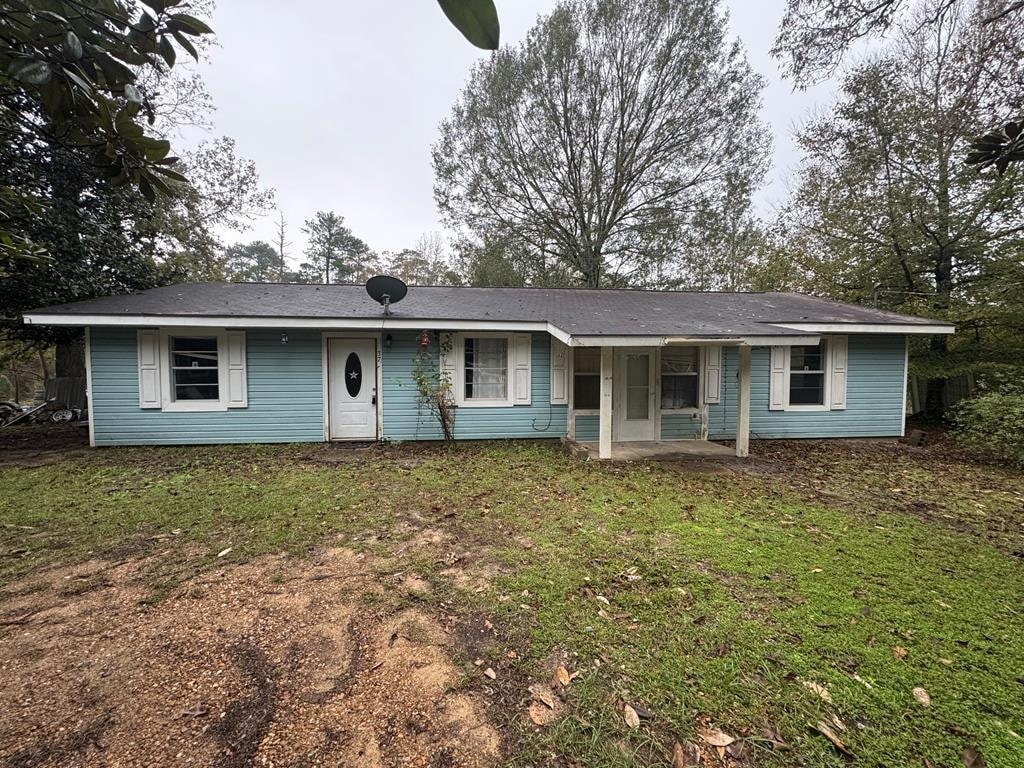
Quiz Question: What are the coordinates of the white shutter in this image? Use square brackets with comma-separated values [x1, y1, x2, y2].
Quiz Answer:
[703, 346, 721, 404]
[549, 337, 569, 405]
[137, 329, 161, 409]
[439, 333, 458, 393]
[226, 331, 248, 408]
[769, 346, 789, 411]
[513, 333, 532, 404]
[829, 336, 848, 410]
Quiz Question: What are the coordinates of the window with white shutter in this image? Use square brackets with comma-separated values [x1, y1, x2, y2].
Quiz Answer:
[549, 337, 569, 405]
[137, 328, 248, 413]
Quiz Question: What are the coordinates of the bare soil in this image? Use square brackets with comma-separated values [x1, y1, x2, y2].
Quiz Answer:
[0, 423, 90, 468]
[0, 548, 501, 768]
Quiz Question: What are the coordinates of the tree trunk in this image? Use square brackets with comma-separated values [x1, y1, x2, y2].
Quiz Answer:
[37, 349, 51, 381]
[55, 333, 86, 378]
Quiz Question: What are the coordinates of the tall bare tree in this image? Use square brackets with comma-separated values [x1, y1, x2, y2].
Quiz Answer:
[772, 0, 1024, 169]
[433, 0, 768, 288]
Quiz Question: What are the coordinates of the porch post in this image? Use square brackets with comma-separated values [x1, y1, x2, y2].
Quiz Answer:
[599, 346, 613, 459]
[736, 345, 751, 458]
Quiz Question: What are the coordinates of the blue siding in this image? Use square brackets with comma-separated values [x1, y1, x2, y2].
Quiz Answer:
[575, 414, 599, 442]
[89, 327, 324, 446]
[87, 326, 906, 447]
[381, 331, 568, 441]
[661, 413, 702, 440]
[707, 335, 906, 439]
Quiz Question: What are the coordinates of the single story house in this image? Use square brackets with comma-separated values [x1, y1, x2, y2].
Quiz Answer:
[23, 283, 954, 458]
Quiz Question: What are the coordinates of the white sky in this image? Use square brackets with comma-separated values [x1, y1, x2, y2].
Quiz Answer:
[186, 1, 839, 265]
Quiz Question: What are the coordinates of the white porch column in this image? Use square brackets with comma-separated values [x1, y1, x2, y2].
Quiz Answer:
[599, 346, 613, 459]
[736, 345, 751, 458]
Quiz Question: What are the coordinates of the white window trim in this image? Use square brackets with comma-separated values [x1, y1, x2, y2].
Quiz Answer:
[454, 332, 516, 408]
[158, 328, 230, 412]
[570, 346, 602, 413]
[778, 340, 833, 412]
[659, 347, 701, 413]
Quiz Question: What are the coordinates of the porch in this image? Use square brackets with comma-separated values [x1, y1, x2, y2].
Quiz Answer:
[572, 439, 736, 461]
[573, 343, 752, 460]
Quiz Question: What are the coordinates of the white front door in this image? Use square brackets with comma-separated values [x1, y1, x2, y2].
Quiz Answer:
[328, 338, 377, 440]
[613, 349, 656, 441]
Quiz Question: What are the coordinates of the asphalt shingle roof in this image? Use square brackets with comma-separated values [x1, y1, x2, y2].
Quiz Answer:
[26, 283, 949, 337]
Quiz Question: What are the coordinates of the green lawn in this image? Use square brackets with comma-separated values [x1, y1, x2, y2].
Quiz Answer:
[1, 439, 1022, 767]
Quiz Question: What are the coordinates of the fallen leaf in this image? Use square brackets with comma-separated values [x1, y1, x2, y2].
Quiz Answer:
[939, 658, 953, 666]
[483, 667, 496, 680]
[801, 679, 834, 704]
[758, 725, 790, 751]
[623, 704, 640, 729]
[913, 686, 931, 707]
[892, 645, 908, 659]
[961, 747, 986, 768]
[698, 727, 735, 747]
[216, 547, 232, 558]
[473, 658, 484, 667]
[531, 686, 555, 709]
[814, 720, 853, 756]
[726, 741, 750, 760]
[553, 665, 571, 687]
[810, 567, 823, 573]
[672, 741, 701, 768]
[596, 595, 610, 605]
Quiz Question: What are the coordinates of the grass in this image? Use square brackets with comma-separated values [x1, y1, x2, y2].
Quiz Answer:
[1, 438, 1022, 767]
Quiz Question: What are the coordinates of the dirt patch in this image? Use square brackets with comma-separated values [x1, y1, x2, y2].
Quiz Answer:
[0, 549, 501, 768]
[0, 423, 90, 468]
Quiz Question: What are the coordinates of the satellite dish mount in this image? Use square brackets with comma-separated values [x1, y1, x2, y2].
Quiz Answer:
[365, 275, 408, 317]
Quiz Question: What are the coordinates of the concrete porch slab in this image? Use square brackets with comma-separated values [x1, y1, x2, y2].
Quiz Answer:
[573, 440, 735, 461]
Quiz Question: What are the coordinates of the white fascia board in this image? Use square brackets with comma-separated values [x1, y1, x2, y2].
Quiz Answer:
[664, 336, 821, 347]
[569, 335, 667, 347]
[545, 323, 572, 345]
[569, 334, 822, 347]
[23, 313, 560, 335]
[772, 322, 955, 335]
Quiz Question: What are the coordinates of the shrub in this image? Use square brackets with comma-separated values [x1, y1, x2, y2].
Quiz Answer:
[952, 392, 1024, 467]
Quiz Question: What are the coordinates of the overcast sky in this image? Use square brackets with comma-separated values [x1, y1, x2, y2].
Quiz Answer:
[185, 1, 838, 266]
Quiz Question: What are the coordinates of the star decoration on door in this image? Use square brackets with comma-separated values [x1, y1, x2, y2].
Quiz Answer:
[349, 370, 359, 380]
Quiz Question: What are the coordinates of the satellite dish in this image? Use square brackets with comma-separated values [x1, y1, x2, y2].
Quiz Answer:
[365, 275, 408, 316]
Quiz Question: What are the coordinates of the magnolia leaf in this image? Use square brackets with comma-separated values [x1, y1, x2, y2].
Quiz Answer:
[168, 13, 214, 35]
[698, 727, 735, 747]
[124, 83, 143, 104]
[623, 704, 640, 729]
[14, 61, 53, 86]
[159, 35, 176, 67]
[63, 31, 83, 59]
[138, 174, 155, 202]
[912, 686, 931, 707]
[171, 29, 199, 60]
[437, 0, 500, 50]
